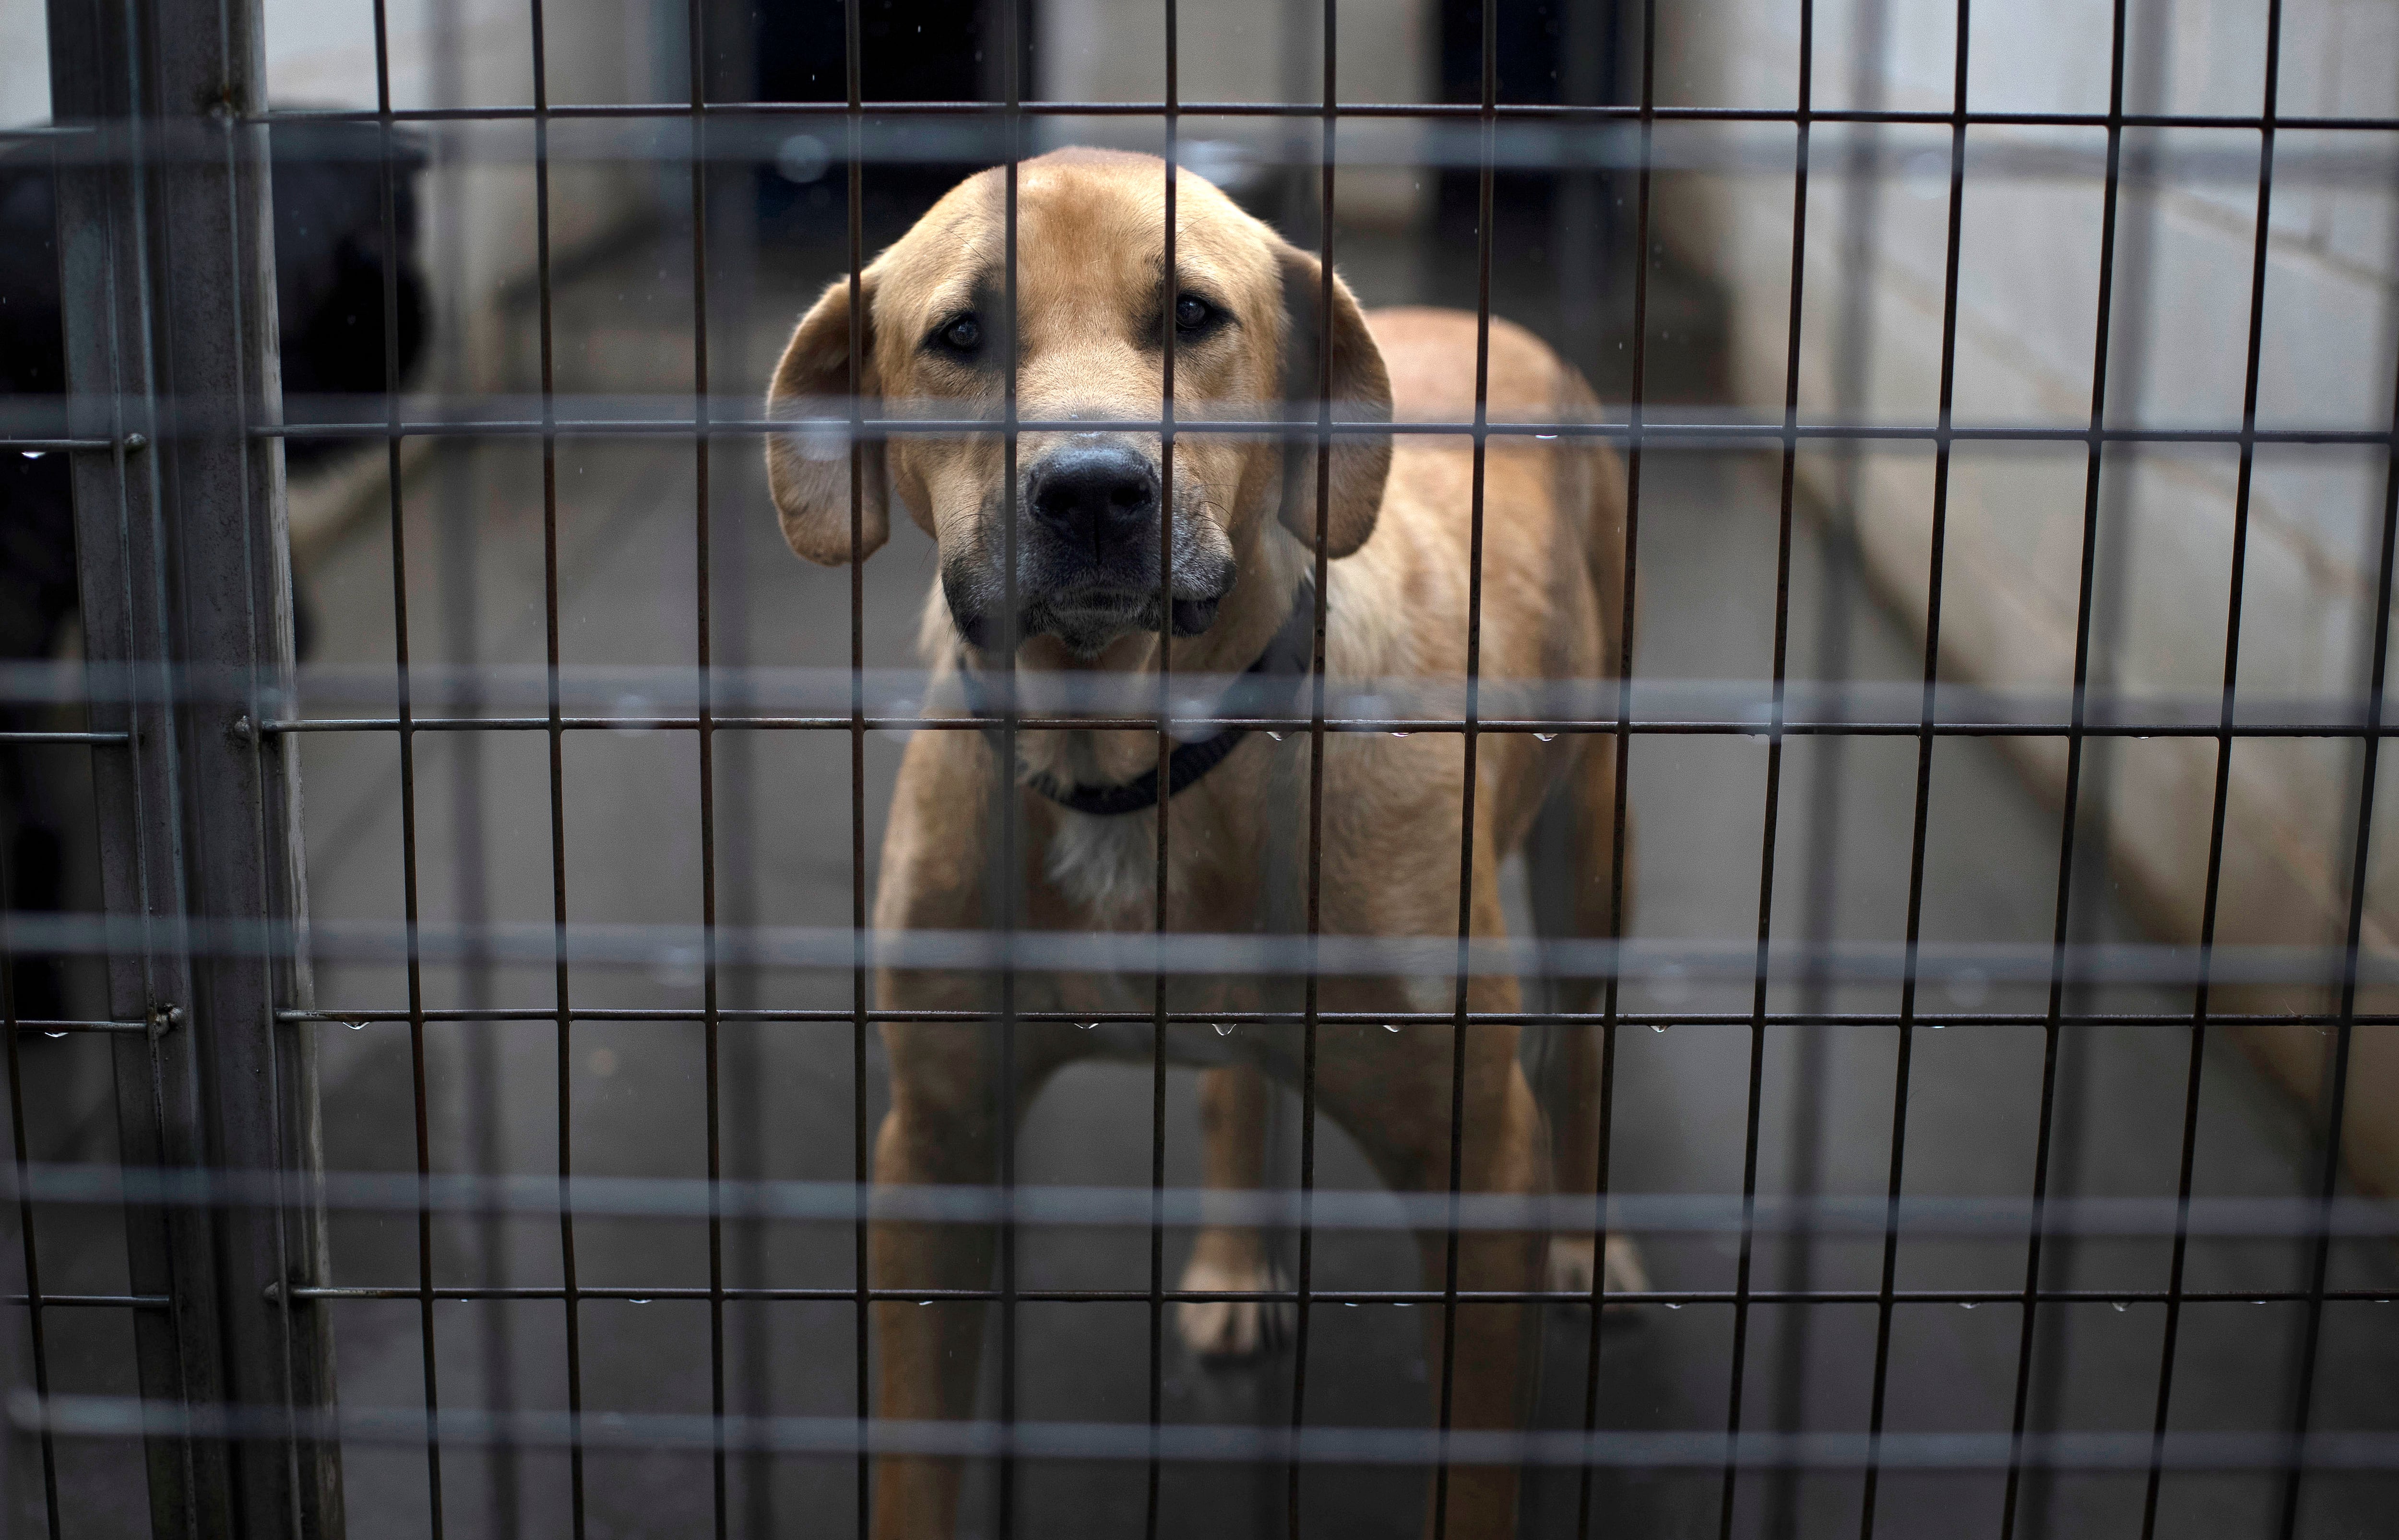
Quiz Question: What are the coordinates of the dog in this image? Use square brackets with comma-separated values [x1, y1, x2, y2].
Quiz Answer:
[764, 146, 1632, 1539]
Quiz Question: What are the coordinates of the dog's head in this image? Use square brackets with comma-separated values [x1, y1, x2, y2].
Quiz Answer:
[764, 147, 1391, 661]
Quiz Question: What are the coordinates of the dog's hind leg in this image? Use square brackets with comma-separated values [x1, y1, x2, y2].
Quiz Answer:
[1525, 742, 1649, 1302]
[1176, 1063, 1292, 1360]
[1321, 990, 1547, 1540]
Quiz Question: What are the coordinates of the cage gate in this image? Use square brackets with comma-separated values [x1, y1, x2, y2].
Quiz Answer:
[15, 0, 341, 1531]
[7, 0, 2399, 1536]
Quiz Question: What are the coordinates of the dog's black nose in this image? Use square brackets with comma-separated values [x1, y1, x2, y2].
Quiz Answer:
[1028, 443, 1159, 552]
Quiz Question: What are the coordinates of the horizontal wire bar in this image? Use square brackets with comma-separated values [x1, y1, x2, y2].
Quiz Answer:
[18, 1163, 2398, 1239]
[1, 1296, 171, 1310]
[19, 913, 2399, 989]
[286, 1284, 2398, 1307]
[57, 122, 2390, 186]
[27, 660, 2381, 698]
[255, 714, 2399, 740]
[23, 405, 2399, 446]
[24, 1395, 2399, 1472]
[16, 400, 2396, 448]
[0, 732, 131, 746]
[238, 416, 2399, 446]
[283, 1007, 2399, 1031]
[12, 663, 2387, 740]
[10, 1019, 150, 1035]
[246, 99, 2399, 131]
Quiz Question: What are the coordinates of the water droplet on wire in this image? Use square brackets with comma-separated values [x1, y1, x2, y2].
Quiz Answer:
[1535, 732, 1556, 742]
[2112, 1301, 2127, 1313]
[1652, 1024, 1669, 1034]
[1383, 1024, 1401, 1033]
[1266, 731, 1284, 743]
[1213, 1023, 1234, 1037]
[43, 1031, 66, 1040]
[1960, 1302, 1976, 1310]
[629, 1298, 651, 1305]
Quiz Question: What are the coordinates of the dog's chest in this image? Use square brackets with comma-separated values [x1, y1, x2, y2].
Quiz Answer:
[1028, 806, 1287, 1073]
[1031, 731, 1299, 922]
[1042, 807, 1164, 916]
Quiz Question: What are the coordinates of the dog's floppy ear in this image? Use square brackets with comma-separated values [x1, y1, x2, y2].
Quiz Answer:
[1277, 244, 1392, 557]
[765, 272, 889, 565]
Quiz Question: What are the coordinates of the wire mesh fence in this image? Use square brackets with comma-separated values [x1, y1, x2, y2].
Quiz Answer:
[5, 0, 2399, 1537]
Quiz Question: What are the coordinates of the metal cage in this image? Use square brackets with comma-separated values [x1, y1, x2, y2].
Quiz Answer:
[5, 0, 2398, 1536]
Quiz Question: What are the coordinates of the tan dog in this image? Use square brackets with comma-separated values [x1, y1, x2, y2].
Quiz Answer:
[765, 147, 1631, 1539]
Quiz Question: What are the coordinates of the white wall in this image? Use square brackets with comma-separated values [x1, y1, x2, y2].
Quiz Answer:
[1661, 0, 2399, 1189]
[1, 1, 48, 127]
[261, 0, 665, 112]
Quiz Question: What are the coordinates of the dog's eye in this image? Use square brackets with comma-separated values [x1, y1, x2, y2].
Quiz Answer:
[1174, 295, 1212, 332]
[938, 314, 980, 351]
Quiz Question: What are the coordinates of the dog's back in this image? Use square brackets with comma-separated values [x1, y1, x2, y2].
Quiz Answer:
[1368, 306, 1628, 681]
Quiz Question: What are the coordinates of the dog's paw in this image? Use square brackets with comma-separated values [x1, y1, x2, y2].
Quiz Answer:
[1175, 1253, 1294, 1362]
[1547, 1233, 1651, 1307]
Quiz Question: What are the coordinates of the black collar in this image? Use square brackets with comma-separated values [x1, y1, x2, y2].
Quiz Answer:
[955, 588, 1317, 817]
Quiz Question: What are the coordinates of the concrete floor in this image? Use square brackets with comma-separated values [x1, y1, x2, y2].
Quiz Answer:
[14, 219, 2398, 1538]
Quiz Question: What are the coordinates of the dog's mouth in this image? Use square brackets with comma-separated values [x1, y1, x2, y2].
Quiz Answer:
[952, 587, 1225, 658]
[944, 533, 1236, 658]
[1036, 588, 1225, 650]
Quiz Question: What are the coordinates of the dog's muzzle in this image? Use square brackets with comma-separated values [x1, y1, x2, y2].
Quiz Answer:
[943, 439, 1236, 655]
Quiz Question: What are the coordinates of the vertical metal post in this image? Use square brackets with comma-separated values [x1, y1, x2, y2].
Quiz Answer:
[45, 0, 343, 1532]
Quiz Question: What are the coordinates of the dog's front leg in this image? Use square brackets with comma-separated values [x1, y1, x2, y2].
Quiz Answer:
[869, 1017, 1006, 1540]
[1176, 1063, 1291, 1359]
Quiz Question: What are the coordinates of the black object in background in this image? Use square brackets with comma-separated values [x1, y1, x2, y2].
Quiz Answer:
[267, 118, 431, 457]
[0, 115, 430, 1023]
[746, 0, 1015, 244]
[1434, 0, 1627, 381]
